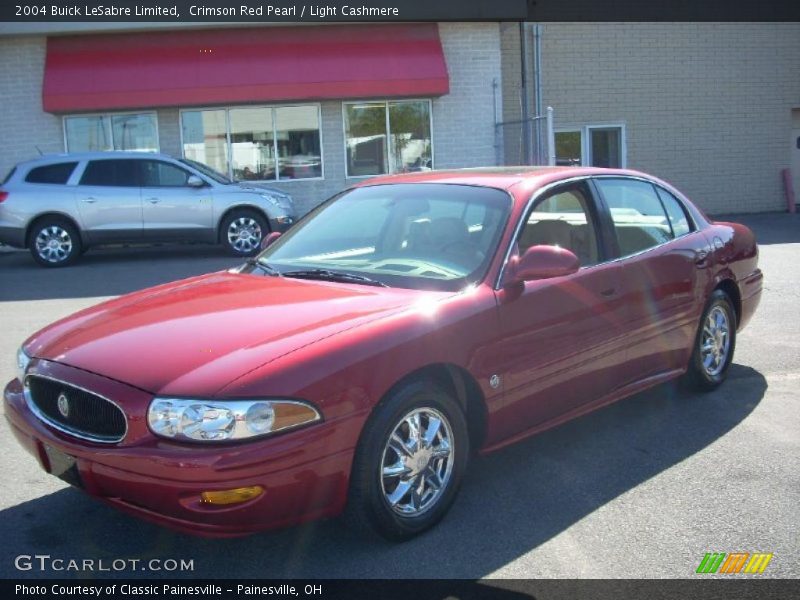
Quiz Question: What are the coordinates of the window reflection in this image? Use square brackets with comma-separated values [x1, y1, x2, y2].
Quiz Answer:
[276, 106, 322, 180]
[181, 110, 229, 177]
[229, 108, 275, 181]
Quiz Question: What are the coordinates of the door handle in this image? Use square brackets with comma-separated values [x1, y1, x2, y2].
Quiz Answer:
[81, 197, 97, 203]
[146, 197, 160, 204]
[600, 288, 616, 297]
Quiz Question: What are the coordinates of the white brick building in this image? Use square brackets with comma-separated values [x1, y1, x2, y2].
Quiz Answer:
[1, 22, 799, 215]
[502, 23, 800, 214]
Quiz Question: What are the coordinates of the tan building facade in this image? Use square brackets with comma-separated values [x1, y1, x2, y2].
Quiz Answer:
[502, 22, 800, 214]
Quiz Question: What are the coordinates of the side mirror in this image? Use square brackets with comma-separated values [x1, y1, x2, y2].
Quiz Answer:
[260, 231, 282, 250]
[187, 175, 205, 188]
[503, 245, 580, 285]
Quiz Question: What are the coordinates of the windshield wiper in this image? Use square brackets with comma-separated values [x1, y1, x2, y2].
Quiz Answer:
[245, 258, 281, 277]
[282, 268, 387, 287]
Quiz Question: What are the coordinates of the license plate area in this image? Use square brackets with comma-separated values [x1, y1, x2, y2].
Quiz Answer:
[43, 444, 83, 489]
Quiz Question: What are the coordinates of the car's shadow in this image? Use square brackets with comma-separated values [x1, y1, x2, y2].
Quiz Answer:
[0, 246, 239, 301]
[0, 364, 766, 579]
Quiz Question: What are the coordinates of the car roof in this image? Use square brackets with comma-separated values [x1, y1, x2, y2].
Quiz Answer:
[354, 166, 656, 191]
[15, 151, 176, 168]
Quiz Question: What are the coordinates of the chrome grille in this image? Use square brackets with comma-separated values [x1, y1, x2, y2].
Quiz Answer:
[25, 375, 127, 443]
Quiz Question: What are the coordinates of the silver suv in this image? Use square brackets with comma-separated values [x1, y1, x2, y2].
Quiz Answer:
[0, 152, 297, 267]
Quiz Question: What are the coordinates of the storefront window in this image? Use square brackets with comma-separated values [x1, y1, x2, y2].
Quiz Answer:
[65, 113, 158, 153]
[181, 110, 229, 177]
[389, 101, 432, 173]
[344, 100, 433, 177]
[344, 103, 388, 177]
[181, 105, 322, 182]
[229, 108, 275, 181]
[111, 114, 158, 152]
[276, 106, 322, 180]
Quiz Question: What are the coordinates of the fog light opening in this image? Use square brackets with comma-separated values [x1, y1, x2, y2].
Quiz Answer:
[200, 485, 264, 505]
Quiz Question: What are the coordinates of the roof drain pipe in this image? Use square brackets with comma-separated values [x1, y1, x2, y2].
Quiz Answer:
[532, 24, 544, 165]
[519, 21, 532, 165]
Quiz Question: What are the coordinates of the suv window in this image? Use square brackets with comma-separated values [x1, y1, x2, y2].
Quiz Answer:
[25, 162, 78, 185]
[79, 160, 140, 187]
[519, 184, 600, 267]
[140, 160, 192, 187]
[595, 178, 673, 257]
[655, 187, 693, 237]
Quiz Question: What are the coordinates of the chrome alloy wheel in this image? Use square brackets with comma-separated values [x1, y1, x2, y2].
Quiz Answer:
[380, 407, 454, 517]
[700, 305, 731, 377]
[227, 217, 262, 254]
[34, 226, 73, 264]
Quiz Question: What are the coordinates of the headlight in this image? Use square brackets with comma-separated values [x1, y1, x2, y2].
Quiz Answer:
[147, 398, 321, 442]
[260, 193, 293, 210]
[16, 347, 30, 383]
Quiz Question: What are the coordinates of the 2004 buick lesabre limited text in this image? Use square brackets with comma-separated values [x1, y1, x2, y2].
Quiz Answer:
[4, 167, 762, 540]
[42, 5, 180, 16]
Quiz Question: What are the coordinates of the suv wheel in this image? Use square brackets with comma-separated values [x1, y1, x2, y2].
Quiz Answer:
[346, 380, 469, 541]
[221, 209, 268, 257]
[28, 219, 82, 267]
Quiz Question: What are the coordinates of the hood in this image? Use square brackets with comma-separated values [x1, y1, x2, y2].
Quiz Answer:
[26, 272, 427, 396]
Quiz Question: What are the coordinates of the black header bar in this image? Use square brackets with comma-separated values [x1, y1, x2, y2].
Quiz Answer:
[1, 0, 799, 23]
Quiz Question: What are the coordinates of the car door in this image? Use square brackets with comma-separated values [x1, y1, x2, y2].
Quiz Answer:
[139, 159, 214, 241]
[490, 181, 628, 440]
[75, 159, 142, 243]
[592, 177, 712, 383]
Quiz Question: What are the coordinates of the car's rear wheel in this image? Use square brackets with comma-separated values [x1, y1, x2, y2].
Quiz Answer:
[220, 209, 268, 257]
[685, 289, 737, 391]
[28, 218, 82, 267]
[346, 380, 469, 541]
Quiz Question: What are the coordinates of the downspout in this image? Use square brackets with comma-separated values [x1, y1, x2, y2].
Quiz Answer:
[519, 22, 532, 165]
[532, 24, 544, 163]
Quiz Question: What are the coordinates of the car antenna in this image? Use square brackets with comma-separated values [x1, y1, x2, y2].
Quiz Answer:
[34, 145, 43, 156]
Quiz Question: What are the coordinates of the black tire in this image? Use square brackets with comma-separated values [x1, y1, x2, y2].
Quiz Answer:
[346, 380, 469, 541]
[28, 218, 82, 267]
[220, 209, 269, 257]
[685, 289, 737, 391]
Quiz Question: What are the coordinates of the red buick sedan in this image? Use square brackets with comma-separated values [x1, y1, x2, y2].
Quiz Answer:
[5, 167, 762, 540]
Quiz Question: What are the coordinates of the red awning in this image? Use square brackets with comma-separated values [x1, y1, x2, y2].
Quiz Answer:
[43, 24, 450, 113]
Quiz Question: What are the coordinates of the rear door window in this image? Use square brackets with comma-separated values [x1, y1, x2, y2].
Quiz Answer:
[595, 178, 673, 257]
[79, 160, 140, 187]
[25, 162, 78, 185]
[655, 187, 693, 237]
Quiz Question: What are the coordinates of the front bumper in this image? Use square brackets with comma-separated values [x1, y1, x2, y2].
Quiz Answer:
[3, 361, 357, 537]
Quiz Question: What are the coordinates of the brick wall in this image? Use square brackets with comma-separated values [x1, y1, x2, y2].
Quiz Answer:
[539, 23, 800, 214]
[0, 23, 502, 216]
[0, 36, 63, 176]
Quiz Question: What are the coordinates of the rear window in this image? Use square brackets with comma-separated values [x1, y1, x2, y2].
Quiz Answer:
[25, 162, 78, 185]
[2, 167, 16, 185]
[79, 160, 139, 187]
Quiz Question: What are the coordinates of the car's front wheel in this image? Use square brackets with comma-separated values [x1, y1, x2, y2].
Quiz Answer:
[220, 209, 268, 257]
[28, 218, 82, 267]
[347, 380, 469, 541]
[685, 289, 737, 391]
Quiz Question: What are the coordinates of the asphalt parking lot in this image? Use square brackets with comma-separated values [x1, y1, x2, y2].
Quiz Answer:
[0, 214, 797, 579]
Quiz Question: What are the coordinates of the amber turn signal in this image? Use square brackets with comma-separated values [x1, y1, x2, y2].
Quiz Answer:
[201, 485, 264, 505]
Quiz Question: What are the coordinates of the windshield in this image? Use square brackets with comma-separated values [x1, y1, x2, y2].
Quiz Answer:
[179, 158, 233, 184]
[256, 183, 511, 291]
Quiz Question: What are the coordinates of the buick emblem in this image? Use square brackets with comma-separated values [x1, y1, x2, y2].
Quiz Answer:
[57, 393, 70, 418]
